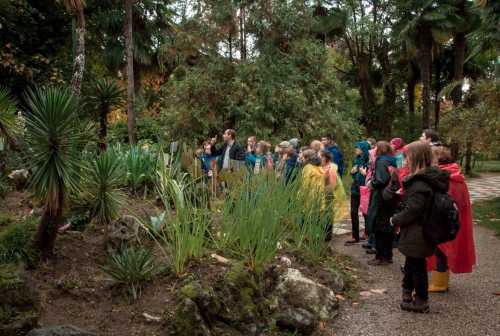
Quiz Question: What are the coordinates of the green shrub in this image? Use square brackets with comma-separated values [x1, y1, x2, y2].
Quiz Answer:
[0, 216, 37, 264]
[101, 247, 158, 300]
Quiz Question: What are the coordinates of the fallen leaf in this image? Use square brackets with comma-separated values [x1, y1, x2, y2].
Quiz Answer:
[360, 291, 372, 297]
[143, 312, 162, 323]
[210, 253, 230, 264]
[335, 294, 346, 301]
[370, 288, 388, 295]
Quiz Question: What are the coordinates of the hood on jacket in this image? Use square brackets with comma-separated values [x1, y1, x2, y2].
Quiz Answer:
[405, 166, 450, 192]
[390, 138, 405, 151]
[377, 154, 397, 167]
[439, 162, 465, 183]
[355, 141, 370, 162]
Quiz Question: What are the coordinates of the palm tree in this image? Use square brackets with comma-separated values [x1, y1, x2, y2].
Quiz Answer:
[59, 0, 87, 96]
[124, 0, 136, 144]
[82, 150, 124, 248]
[87, 79, 124, 151]
[24, 87, 83, 259]
[397, 1, 463, 129]
[0, 87, 20, 151]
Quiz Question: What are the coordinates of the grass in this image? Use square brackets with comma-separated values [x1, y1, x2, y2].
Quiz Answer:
[0, 216, 37, 264]
[474, 160, 500, 173]
[473, 197, 500, 236]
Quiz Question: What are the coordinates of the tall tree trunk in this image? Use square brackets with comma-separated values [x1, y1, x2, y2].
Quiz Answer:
[407, 75, 417, 135]
[378, 41, 396, 138]
[416, 23, 432, 130]
[464, 139, 472, 175]
[356, 54, 377, 134]
[36, 191, 64, 260]
[433, 58, 442, 129]
[125, 0, 136, 145]
[451, 0, 467, 106]
[71, 7, 85, 96]
[98, 107, 108, 152]
[239, 4, 246, 60]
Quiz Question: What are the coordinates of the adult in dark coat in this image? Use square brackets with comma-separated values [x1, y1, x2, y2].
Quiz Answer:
[211, 129, 246, 171]
[391, 141, 449, 313]
[365, 141, 397, 265]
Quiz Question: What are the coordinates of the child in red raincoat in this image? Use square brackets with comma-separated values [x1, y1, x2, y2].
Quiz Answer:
[427, 147, 476, 292]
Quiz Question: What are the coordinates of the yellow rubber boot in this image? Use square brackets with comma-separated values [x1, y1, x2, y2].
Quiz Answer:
[428, 271, 449, 292]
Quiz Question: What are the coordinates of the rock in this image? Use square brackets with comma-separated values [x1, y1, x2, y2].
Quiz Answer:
[0, 264, 40, 336]
[27, 325, 96, 336]
[173, 298, 212, 336]
[108, 215, 139, 250]
[210, 253, 230, 265]
[273, 268, 339, 335]
[277, 256, 292, 267]
[8, 169, 29, 189]
[327, 268, 345, 293]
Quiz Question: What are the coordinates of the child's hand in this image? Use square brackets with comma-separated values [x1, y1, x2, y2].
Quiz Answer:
[208, 170, 213, 177]
[359, 167, 367, 176]
[351, 166, 358, 174]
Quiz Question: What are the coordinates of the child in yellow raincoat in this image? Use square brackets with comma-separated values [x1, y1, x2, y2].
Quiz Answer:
[320, 150, 348, 237]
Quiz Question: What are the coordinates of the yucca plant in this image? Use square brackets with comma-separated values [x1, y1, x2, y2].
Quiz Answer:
[86, 79, 124, 151]
[24, 86, 83, 259]
[0, 86, 20, 151]
[125, 145, 156, 195]
[81, 149, 125, 247]
[101, 247, 157, 300]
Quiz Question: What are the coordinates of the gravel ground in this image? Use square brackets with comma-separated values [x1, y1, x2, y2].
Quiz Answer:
[332, 224, 500, 336]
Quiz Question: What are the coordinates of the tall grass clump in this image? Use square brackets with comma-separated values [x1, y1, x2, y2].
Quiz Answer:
[101, 247, 157, 300]
[218, 174, 298, 271]
[143, 150, 210, 276]
[291, 192, 331, 260]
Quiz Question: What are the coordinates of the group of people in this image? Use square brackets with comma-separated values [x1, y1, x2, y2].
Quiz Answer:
[196, 129, 345, 185]
[196, 128, 476, 314]
[346, 129, 476, 313]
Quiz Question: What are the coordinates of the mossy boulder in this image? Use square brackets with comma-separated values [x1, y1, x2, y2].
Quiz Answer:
[173, 263, 268, 336]
[272, 268, 339, 335]
[0, 263, 40, 336]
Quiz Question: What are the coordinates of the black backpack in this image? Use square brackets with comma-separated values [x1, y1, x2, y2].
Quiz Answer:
[423, 189, 460, 245]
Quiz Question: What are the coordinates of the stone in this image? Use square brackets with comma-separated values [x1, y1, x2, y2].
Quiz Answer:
[273, 268, 339, 335]
[173, 298, 212, 336]
[8, 169, 29, 189]
[108, 215, 139, 250]
[27, 325, 96, 336]
[0, 264, 40, 336]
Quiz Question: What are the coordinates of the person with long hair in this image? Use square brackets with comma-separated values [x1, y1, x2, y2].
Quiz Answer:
[427, 146, 476, 292]
[391, 141, 449, 313]
[365, 141, 397, 265]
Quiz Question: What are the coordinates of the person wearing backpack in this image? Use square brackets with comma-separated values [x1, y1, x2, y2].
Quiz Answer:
[390, 141, 450, 313]
[426, 146, 476, 292]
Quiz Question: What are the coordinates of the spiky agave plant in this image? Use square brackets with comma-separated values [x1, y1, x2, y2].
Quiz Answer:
[24, 86, 83, 259]
[81, 149, 125, 247]
[86, 78, 124, 151]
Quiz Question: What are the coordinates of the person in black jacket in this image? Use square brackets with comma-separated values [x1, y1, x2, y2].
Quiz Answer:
[211, 129, 246, 171]
[365, 141, 397, 265]
[391, 141, 450, 313]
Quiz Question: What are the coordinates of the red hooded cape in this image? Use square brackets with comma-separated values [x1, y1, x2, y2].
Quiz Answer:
[427, 163, 476, 273]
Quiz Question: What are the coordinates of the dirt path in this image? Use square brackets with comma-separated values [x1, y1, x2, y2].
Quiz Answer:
[331, 176, 500, 336]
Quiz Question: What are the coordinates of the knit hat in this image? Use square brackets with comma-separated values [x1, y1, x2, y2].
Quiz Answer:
[279, 141, 290, 149]
[288, 138, 299, 149]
